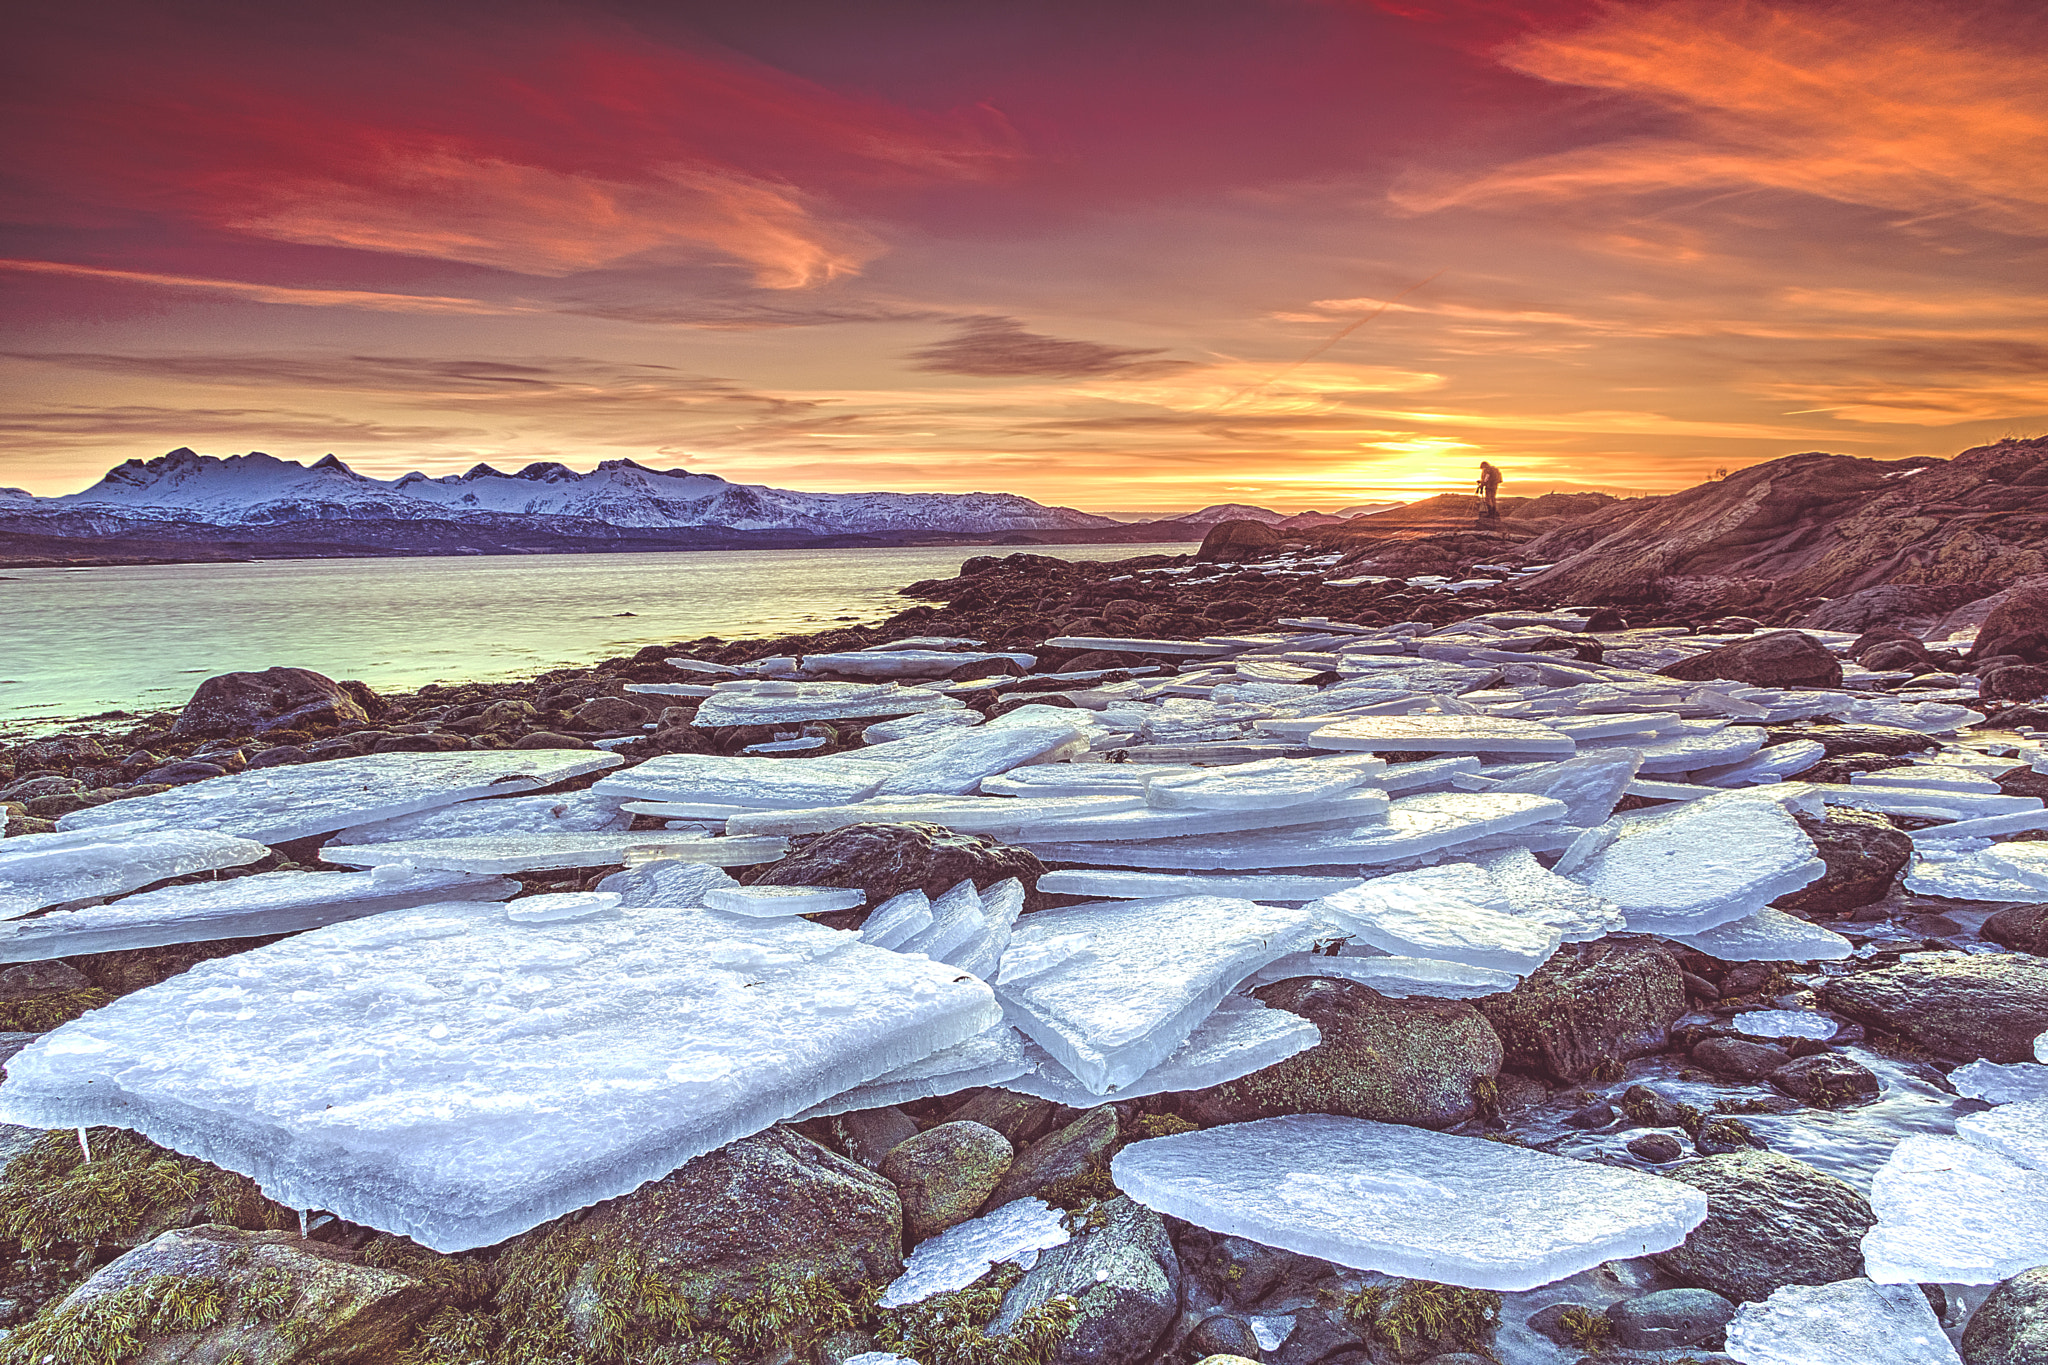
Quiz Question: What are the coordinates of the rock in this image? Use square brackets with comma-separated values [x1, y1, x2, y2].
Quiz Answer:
[1799, 582, 2004, 636]
[13, 1223, 437, 1364]
[1475, 941, 1688, 1082]
[243, 745, 310, 770]
[1173, 1226, 1338, 1310]
[985, 1106, 1119, 1209]
[140, 760, 230, 785]
[16, 735, 107, 767]
[1693, 1116, 1767, 1156]
[0, 774, 83, 802]
[1691, 1037, 1791, 1080]
[1860, 640, 1936, 672]
[0, 959, 94, 1002]
[1526, 1302, 1608, 1347]
[1984, 904, 2048, 956]
[1563, 1100, 1617, 1129]
[1773, 807, 1912, 912]
[1628, 1133, 1685, 1162]
[1961, 1264, 2048, 1365]
[170, 667, 370, 739]
[1983, 664, 2048, 702]
[1273, 1307, 1370, 1365]
[1188, 1314, 1265, 1360]
[947, 1090, 1063, 1147]
[990, 1195, 1181, 1365]
[1198, 519, 1283, 563]
[1182, 979, 1503, 1129]
[1658, 632, 1843, 688]
[370, 733, 471, 753]
[508, 731, 592, 749]
[755, 821, 1046, 907]
[570, 696, 651, 731]
[880, 1121, 1013, 1243]
[1818, 951, 2048, 1062]
[831, 1106, 920, 1169]
[1768, 1053, 1881, 1107]
[497, 1126, 901, 1336]
[1607, 1288, 1735, 1350]
[1771, 724, 1937, 757]
[1652, 1151, 1874, 1303]
[1970, 580, 2048, 665]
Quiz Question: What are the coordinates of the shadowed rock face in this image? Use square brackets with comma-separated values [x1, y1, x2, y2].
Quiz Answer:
[1515, 437, 2048, 606]
[1657, 630, 1843, 688]
[1196, 519, 1283, 562]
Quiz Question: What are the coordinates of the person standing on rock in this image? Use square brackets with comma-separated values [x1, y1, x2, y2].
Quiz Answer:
[1476, 461, 1503, 516]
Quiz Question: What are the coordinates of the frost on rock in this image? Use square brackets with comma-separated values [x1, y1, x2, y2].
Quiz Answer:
[1569, 793, 1825, 935]
[593, 860, 739, 908]
[1955, 1097, 2048, 1172]
[1951, 1060, 2048, 1104]
[0, 868, 515, 961]
[1723, 1278, 1962, 1365]
[702, 885, 866, 917]
[55, 750, 623, 844]
[994, 895, 1323, 1094]
[801, 1024, 1032, 1117]
[1468, 847, 1626, 942]
[591, 754, 890, 808]
[1862, 1134, 2048, 1284]
[1002, 996, 1321, 1104]
[858, 890, 932, 951]
[0, 827, 271, 919]
[1305, 715, 1576, 757]
[1668, 907, 1853, 961]
[1242, 950, 1518, 998]
[877, 1197, 1072, 1308]
[692, 682, 965, 727]
[1142, 757, 1386, 811]
[0, 902, 1002, 1252]
[1316, 866, 1564, 975]
[1035, 869, 1363, 902]
[330, 791, 628, 845]
[320, 832, 789, 873]
[1022, 792, 1567, 871]
[1111, 1114, 1707, 1291]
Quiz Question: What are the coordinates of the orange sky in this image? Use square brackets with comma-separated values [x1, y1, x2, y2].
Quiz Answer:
[3, 0, 2044, 512]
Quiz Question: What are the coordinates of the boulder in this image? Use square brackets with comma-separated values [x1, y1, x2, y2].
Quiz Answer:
[830, 1106, 919, 1169]
[1774, 724, 1937, 757]
[1607, 1288, 1735, 1351]
[984, 1106, 1119, 1209]
[1653, 1151, 1874, 1303]
[1983, 664, 2048, 702]
[1690, 1037, 1790, 1080]
[15, 735, 108, 768]
[1962, 1265, 2048, 1365]
[947, 1090, 1063, 1147]
[170, 667, 370, 739]
[140, 760, 231, 786]
[1657, 632, 1843, 689]
[1984, 904, 2048, 956]
[1475, 941, 1688, 1082]
[991, 1196, 1181, 1365]
[508, 731, 592, 750]
[1187, 1315, 1264, 1359]
[569, 696, 651, 731]
[754, 821, 1046, 908]
[1773, 807, 1911, 913]
[1768, 1054, 1881, 1107]
[1799, 582, 2003, 636]
[879, 1121, 1013, 1243]
[1818, 951, 2048, 1062]
[9, 1223, 438, 1364]
[1197, 519, 1283, 563]
[1181, 979, 1503, 1128]
[1970, 580, 2048, 665]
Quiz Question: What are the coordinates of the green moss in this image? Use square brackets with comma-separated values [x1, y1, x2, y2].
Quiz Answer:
[874, 1262, 1077, 1365]
[1558, 1304, 1612, 1350]
[0, 988, 114, 1032]
[1127, 1113, 1198, 1140]
[0, 1273, 228, 1365]
[1346, 1279, 1501, 1358]
[0, 1128, 292, 1254]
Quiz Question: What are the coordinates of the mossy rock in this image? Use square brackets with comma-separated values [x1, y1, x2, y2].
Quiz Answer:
[1477, 940, 1687, 1082]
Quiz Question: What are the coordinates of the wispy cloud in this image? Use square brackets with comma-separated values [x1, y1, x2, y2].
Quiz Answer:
[904, 317, 1192, 379]
[0, 259, 526, 315]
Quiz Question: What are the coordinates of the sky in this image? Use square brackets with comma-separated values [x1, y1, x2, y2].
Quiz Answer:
[3, 0, 2044, 514]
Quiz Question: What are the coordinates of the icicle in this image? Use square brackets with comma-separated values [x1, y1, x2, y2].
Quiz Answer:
[299, 1208, 310, 1237]
[76, 1127, 91, 1162]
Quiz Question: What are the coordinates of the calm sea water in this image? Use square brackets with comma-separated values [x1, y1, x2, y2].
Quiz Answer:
[0, 543, 1192, 733]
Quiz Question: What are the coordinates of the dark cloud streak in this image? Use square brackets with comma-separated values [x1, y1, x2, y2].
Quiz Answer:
[905, 316, 1190, 379]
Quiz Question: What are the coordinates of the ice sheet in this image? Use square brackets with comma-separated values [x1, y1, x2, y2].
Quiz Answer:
[1001, 996, 1320, 1104]
[0, 828, 271, 919]
[591, 860, 739, 907]
[1951, 1060, 2048, 1104]
[1955, 1096, 2048, 1171]
[1723, 1278, 1961, 1365]
[692, 682, 966, 726]
[702, 885, 867, 917]
[331, 791, 627, 845]
[1035, 869, 1363, 902]
[1142, 757, 1386, 811]
[1861, 1133, 2048, 1284]
[591, 754, 890, 809]
[1315, 866, 1564, 975]
[1570, 793, 1825, 935]
[800, 1023, 1032, 1117]
[1306, 715, 1575, 756]
[873, 720, 1082, 797]
[877, 1198, 1072, 1308]
[320, 832, 788, 873]
[1243, 949, 1518, 998]
[1668, 907, 1854, 961]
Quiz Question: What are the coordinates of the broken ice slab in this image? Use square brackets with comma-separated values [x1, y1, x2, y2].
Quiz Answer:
[1022, 791, 1568, 871]
[858, 890, 932, 951]
[1569, 792, 1825, 936]
[1480, 749, 1640, 827]
[1468, 847, 1626, 942]
[861, 710, 984, 744]
[1378, 757, 1482, 794]
[0, 902, 1002, 1252]
[592, 860, 738, 907]
[702, 885, 866, 917]
[55, 750, 625, 845]
[981, 764, 1196, 797]
[1001, 996, 1320, 1105]
[1013, 790, 1393, 844]
[1821, 786, 2042, 822]
[1723, 1278, 1962, 1365]
[944, 878, 1023, 980]
[1043, 635, 1237, 657]
[620, 800, 752, 822]
[1142, 756, 1386, 811]
[994, 895, 1323, 1093]
[1035, 869, 1363, 902]
[1907, 807, 2048, 845]
[1111, 1114, 1706, 1291]
[665, 657, 745, 676]
[899, 879, 985, 962]
[1862, 1133, 2048, 1283]
[0, 868, 516, 961]
[1305, 714, 1574, 757]
[877, 1198, 1072, 1308]
[1243, 949, 1519, 998]
[1316, 866, 1564, 975]
[1668, 907, 1853, 961]
[1586, 720, 1765, 775]
[1550, 712, 1683, 741]
[1956, 1097, 2048, 1172]
[331, 791, 628, 845]
[800, 1023, 1032, 1117]
[321, 832, 789, 874]
[503, 892, 619, 923]
[1850, 700, 1983, 734]
[1727, 1009, 1838, 1040]
[623, 682, 717, 698]
[0, 827, 272, 920]
[1693, 737, 1827, 787]
[590, 754, 889, 809]
[1625, 779, 1716, 802]
[726, 794, 1147, 840]
[801, 650, 1034, 679]
[691, 681, 966, 727]
[1951, 1060, 2048, 1104]
[874, 720, 1084, 798]
[1852, 765, 2004, 794]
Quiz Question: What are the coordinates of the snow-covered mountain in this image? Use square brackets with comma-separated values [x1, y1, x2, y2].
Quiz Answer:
[1176, 503, 1400, 528]
[39, 449, 1119, 535]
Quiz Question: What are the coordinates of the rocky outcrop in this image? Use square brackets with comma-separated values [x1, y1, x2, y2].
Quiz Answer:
[170, 667, 371, 738]
[1657, 631, 1842, 688]
[1476, 941, 1688, 1081]
[1963, 1265, 2048, 1365]
[1970, 579, 2048, 665]
[1196, 519, 1283, 562]
[1797, 581, 2005, 635]
[1653, 1151, 1874, 1303]
[1818, 951, 2048, 1062]
[1773, 807, 1911, 913]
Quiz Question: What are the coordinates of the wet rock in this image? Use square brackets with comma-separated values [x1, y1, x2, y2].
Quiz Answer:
[1970, 580, 2048, 665]
[1984, 904, 2048, 956]
[1526, 1302, 1608, 1347]
[1657, 631, 1842, 689]
[1173, 1226, 1338, 1309]
[1182, 979, 1503, 1129]
[570, 696, 651, 731]
[984, 1106, 1119, 1209]
[831, 1106, 920, 1170]
[1774, 724, 1939, 757]
[1189, 1314, 1264, 1360]
[1563, 1100, 1617, 1129]
[508, 731, 592, 749]
[947, 1090, 1063, 1147]
[170, 666, 370, 739]
[16, 1223, 437, 1365]
[1475, 941, 1688, 1082]
[880, 1120, 1013, 1243]
[1983, 664, 2048, 702]
[754, 821, 1046, 907]
[1768, 1053, 1881, 1107]
[1627, 1132, 1685, 1162]
[1608, 1288, 1735, 1350]
[1198, 520, 1283, 563]
[1962, 1264, 2048, 1365]
[1693, 1116, 1767, 1156]
[1273, 1308, 1370, 1365]
[1691, 1037, 1791, 1080]
[990, 1195, 1181, 1365]
[1818, 951, 2048, 1062]
[1773, 807, 1912, 912]
[1653, 1150, 1874, 1303]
